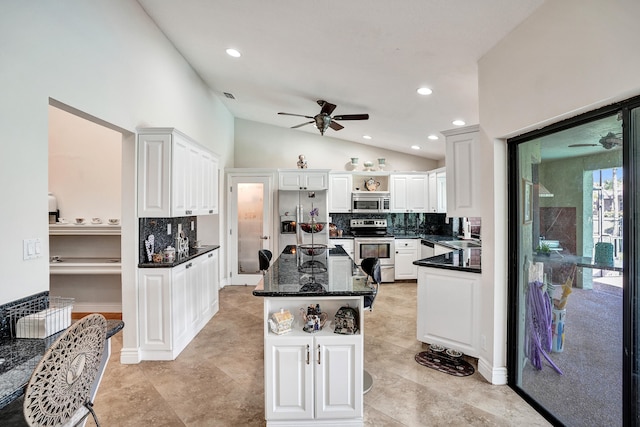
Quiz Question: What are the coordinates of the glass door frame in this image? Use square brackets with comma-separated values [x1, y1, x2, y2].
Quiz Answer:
[507, 95, 640, 427]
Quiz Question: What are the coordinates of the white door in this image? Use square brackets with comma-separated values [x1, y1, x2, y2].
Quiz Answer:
[228, 174, 273, 285]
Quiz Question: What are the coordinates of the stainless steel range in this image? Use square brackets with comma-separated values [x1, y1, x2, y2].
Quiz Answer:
[350, 218, 395, 283]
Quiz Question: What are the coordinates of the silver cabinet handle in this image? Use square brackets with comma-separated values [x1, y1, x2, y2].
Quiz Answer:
[317, 344, 321, 365]
[306, 344, 310, 365]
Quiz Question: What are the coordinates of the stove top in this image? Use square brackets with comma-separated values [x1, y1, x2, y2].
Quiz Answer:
[349, 218, 391, 237]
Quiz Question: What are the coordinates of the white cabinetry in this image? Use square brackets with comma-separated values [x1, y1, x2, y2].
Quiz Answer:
[427, 168, 446, 213]
[394, 239, 419, 280]
[389, 174, 428, 212]
[263, 296, 363, 425]
[442, 125, 479, 217]
[434, 243, 454, 256]
[328, 173, 352, 212]
[329, 239, 354, 259]
[417, 267, 480, 357]
[279, 170, 330, 190]
[137, 128, 219, 217]
[137, 250, 219, 360]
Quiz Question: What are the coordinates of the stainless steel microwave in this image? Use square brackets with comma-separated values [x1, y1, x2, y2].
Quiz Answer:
[351, 192, 390, 213]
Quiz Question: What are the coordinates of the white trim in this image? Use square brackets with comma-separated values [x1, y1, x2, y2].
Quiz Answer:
[477, 356, 507, 385]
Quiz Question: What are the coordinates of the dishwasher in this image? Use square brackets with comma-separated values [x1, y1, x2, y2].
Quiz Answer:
[420, 240, 435, 259]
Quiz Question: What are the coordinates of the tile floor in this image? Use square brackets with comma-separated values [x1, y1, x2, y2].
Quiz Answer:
[88, 283, 550, 426]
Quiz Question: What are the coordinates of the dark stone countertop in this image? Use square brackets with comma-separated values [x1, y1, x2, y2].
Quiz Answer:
[0, 320, 124, 409]
[414, 248, 482, 274]
[138, 245, 219, 268]
[253, 245, 374, 298]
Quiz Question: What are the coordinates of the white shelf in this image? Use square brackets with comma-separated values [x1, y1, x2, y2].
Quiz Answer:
[50, 224, 121, 235]
[49, 258, 122, 275]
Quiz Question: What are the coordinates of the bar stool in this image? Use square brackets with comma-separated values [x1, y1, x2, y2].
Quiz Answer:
[259, 249, 273, 274]
[360, 257, 381, 394]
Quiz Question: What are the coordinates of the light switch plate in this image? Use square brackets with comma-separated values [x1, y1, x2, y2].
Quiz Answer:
[23, 238, 42, 260]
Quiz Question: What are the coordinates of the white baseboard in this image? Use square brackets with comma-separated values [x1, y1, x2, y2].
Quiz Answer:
[477, 356, 508, 385]
[119, 347, 141, 364]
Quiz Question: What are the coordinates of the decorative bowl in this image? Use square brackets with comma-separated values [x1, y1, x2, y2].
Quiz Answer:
[298, 244, 327, 256]
[300, 222, 325, 233]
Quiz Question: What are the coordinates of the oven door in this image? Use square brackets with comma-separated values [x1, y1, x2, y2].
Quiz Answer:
[354, 238, 395, 282]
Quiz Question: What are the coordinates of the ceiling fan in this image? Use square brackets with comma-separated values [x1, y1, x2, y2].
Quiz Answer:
[278, 100, 369, 135]
[568, 132, 622, 149]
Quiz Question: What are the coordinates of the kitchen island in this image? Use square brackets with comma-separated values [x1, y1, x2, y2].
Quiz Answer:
[253, 245, 373, 426]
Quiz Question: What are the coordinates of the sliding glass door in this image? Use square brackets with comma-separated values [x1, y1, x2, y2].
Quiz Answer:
[508, 96, 640, 426]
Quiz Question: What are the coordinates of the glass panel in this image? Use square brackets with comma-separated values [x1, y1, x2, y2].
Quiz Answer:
[237, 182, 264, 274]
[514, 114, 623, 426]
[630, 105, 640, 425]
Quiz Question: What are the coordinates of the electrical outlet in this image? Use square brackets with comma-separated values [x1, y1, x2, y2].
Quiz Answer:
[178, 224, 182, 235]
[191, 221, 194, 231]
[167, 223, 171, 235]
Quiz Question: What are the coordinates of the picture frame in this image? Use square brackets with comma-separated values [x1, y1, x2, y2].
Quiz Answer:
[523, 179, 533, 224]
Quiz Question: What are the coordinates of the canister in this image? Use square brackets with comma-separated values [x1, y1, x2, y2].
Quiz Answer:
[163, 246, 176, 263]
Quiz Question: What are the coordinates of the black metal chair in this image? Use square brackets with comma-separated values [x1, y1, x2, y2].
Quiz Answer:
[360, 257, 381, 394]
[259, 249, 273, 274]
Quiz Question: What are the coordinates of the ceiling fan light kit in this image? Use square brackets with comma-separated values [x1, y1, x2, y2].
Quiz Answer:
[278, 99, 369, 136]
[568, 132, 622, 150]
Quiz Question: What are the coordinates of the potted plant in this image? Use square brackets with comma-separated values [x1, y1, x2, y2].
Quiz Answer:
[536, 243, 551, 256]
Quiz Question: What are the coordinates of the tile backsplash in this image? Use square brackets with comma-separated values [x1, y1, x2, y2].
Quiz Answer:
[139, 217, 197, 263]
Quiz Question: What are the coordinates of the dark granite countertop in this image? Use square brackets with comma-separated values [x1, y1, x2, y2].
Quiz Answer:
[414, 248, 482, 273]
[253, 245, 374, 297]
[0, 320, 124, 409]
[138, 245, 220, 268]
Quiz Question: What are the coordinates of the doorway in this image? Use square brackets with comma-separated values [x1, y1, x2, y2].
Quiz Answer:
[227, 173, 274, 285]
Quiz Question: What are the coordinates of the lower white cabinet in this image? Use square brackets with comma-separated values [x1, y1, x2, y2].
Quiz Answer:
[416, 266, 480, 357]
[262, 296, 363, 425]
[138, 250, 219, 360]
[394, 239, 418, 280]
[329, 239, 354, 259]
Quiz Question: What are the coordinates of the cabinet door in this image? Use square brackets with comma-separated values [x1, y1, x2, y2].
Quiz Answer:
[137, 133, 171, 217]
[329, 174, 352, 212]
[304, 172, 328, 190]
[389, 175, 408, 212]
[407, 175, 428, 212]
[171, 263, 190, 352]
[315, 335, 362, 420]
[444, 126, 479, 217]
[436, 171, 447, 213]
[187, 144, 201, 215]
[279, 172, 304, 190]
[171, 134, 190, 216]
[199, 251, 219, 321]
[428, 172, 437, 212]
[185, 260, 200, 332]
[395, 239, 418, 280]
[200, 153, 219, 215]
[138, 268, 172, 350]
[328, 256, 353, 290]
[265, 336, 314, 421]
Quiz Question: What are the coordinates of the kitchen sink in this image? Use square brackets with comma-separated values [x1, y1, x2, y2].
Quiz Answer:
[442, 240, 481, 249]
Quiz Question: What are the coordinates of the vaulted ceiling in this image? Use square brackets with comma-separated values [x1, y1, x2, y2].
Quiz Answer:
[138, 0, 545, 160]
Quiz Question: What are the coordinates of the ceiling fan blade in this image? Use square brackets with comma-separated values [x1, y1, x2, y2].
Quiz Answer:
[291, 121, 314, 129]
[568, 143, 599, 147]
[278, 112, 314, 119]
[329, 121, 344, 131]
[317, 100, 337, 116]
[332, 114, 369, 121]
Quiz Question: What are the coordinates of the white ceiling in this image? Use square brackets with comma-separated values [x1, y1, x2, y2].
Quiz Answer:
[138, 0, 544, 160]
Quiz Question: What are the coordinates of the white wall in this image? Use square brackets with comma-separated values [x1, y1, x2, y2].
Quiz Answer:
[0, 1, 234, 362]
[235, 119, 439, 171]
[476, 0, 640, 383]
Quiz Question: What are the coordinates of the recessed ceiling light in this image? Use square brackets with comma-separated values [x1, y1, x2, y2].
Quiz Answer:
[363, 135, 372, 140]
[411, 145, 421, 150]
[452, 120, 466, 126]
[417, 87, 433, 95]
[226, 48, 241, 58]
[427, 135, 439, 140]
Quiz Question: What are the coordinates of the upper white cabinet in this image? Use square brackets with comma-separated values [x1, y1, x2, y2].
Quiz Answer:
[427, 167, 447, 213]
[137, 128, 219, 217]
[390, 174, 428, 212]
[278, 170, 330, 190]
[328, 173, 352, 212]
[442, 125, 479, 217]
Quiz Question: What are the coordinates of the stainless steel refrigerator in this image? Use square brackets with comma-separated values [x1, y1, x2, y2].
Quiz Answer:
[278, 190, 328, 253]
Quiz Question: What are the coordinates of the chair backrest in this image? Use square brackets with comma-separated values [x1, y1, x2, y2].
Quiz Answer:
[594, 242, 614, 264]
[23, 313, 107, 427]
[259, 249, 273, 272]
[361, 257, 381, 311]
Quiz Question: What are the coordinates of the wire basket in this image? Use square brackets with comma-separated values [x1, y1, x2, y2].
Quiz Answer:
[7, 296, 74, 339]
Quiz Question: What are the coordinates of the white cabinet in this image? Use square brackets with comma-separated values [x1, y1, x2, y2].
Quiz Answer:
[328, 173, 352, 212]
[262, 296, 363, 425]
[279, 170, 330, 190]
[329, 239, 354, 259]
[395, 239, 419, 280]
[442, 125, 479, 217]
[417, 266, 480, 357]
[137, 128, 219, 217]
[137, 249, 219, 360]
[427, 168, 446, 213]
[434, 243, 454, 256]
[389, 174, 428, 212]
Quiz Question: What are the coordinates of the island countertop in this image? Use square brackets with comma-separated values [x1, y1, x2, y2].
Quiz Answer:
[414, 248, 482, 274]
[253, 245, 374, 297]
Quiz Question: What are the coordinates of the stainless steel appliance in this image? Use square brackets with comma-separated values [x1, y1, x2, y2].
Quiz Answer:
[351, 192, 390, 213]
[278, 190, 328, 253]
[351, 218, 395, 282]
